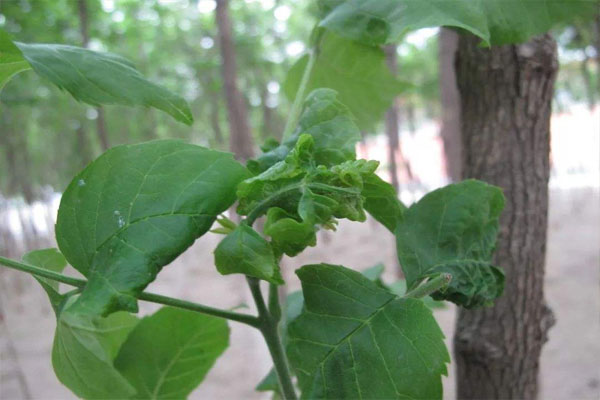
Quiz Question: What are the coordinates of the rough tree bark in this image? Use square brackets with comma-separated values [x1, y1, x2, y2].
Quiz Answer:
[77, 0, 109, 152]
[439, 28, 462, 182]
[215, 0, 255, 161]
[454, 33, 558, 399]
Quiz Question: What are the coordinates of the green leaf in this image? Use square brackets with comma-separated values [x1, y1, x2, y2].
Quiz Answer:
[214, 223, 284, 284]
[396, 180, 505, 308]
[114, 307, 229, 399]
[264, 207, 317, 257]
[319, 0, 598, 46]
[362, 173, 406, 232]
[287, 264, 449, 399]
[14, 42, 193, 125]
[248, 88, 361, 174]
[55, 140, 249, 315]
[0, 29, 31, 90]
[283, 33, 408, 131]
[22, 248, 68, 313]
[52, 300, 139, 399]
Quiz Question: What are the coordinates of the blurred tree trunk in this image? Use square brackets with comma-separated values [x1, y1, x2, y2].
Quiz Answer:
[0, 113, 33, 203]
[384, 45, 401, 191]
[439, 28, 461, 182]
[215, 0, 254, 161]
[454, 33, 558, 399]
[77, 0, 109, 152]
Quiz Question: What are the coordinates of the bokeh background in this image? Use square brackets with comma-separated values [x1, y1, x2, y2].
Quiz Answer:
[0, 1, 598, 399]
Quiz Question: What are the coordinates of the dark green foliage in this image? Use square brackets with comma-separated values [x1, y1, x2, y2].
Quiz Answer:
[396, 180, 505, 308]
[287, 264, 449, 399]
[55, 140, 249, 315]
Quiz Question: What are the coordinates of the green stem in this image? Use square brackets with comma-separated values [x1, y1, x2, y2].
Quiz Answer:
[404, 273, 452, 299]
[268, 283, 282, 322]
[247, 278, 297, 400]
[281, 48, 317, 140]
[0, 256, 260, 327]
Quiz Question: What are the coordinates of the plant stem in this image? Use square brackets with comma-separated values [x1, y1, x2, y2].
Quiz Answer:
[281, 48, 317, 140]
[404, 273, 452, 299]
[247, 277, 297, 399]
[0, 256, 260, 327]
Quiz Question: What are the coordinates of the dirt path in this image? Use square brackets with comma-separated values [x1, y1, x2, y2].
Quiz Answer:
[1, 188, 598, 399]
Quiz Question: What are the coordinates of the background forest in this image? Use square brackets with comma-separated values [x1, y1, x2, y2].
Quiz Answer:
[0, 0, 598, 399]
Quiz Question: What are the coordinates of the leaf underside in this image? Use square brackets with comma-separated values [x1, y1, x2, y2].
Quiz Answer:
[319, 0, 598, 46]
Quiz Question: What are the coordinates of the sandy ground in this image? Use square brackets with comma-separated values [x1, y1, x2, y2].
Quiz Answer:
[0, 187, 598, 400]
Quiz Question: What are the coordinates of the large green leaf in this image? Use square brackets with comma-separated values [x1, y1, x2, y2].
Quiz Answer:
[396, 180, 505, 308]
[52, 299, 139, 399]
[319, 0, 597, 46]
[287, 264, 449, 399]
[284, 33, 408, 131]
[12, 41, 192, 124]
[22, 248, 68, 313]
[114, 307, 229, 399]
[248, 88, 361, 174]
[55, 140, 249, 315]
[0, 29, 31, 90]
[214, 223, 284, 284]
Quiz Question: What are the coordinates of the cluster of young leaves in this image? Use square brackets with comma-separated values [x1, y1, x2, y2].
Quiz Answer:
[22, 248, 229, 400]
[212, 89, 405, 285]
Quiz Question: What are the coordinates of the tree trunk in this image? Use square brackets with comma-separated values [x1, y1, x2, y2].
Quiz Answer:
[384, 45, 400, 191]
[77, 0, 109, 151]
[439, 28, 461, 182]
[454, 33, 558, 399]
[581, 55, 596, 110]
[215, 0, 254, 161]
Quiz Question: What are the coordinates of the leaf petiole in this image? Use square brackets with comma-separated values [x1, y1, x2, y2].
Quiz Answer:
[0, 256, 260, 327]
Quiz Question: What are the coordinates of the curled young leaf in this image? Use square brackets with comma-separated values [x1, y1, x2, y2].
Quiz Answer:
[239, 134, 380, 256]
[248, 88, 361, 174]
[396, 179, 505, 308]
[287, 264, 449, 399]
[56, 140, 249, 316]
[214, 223, 284, 284]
